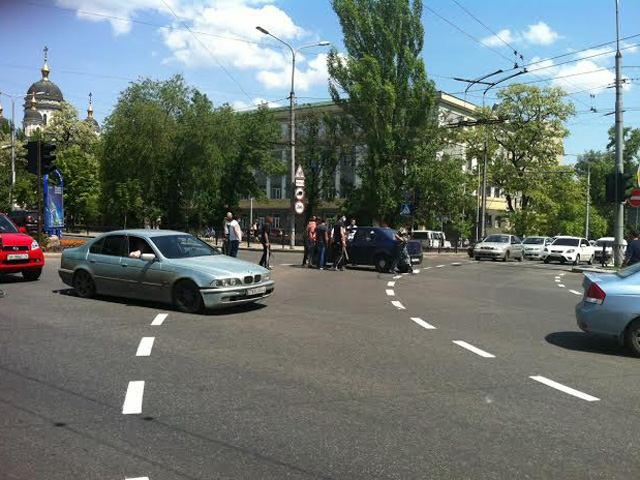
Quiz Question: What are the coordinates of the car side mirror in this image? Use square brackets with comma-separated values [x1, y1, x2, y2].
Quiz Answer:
[18, 226, 27, 234]
[140, 253, 156, 262]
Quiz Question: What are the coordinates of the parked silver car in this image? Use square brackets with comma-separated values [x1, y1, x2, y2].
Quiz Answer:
[521, 236, 552, 260]
[58, 230, 274, 313]
[473, 234, 524, 262]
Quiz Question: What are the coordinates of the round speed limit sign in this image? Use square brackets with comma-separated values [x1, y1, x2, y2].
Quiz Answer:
[294, 200, 305, 215]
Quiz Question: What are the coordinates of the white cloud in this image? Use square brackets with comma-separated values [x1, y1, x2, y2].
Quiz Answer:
[231, 97, 283, 111]
[528, 56, 620, 95]
[481, 29, 516, 48]
[523, 21, 560, 46]
[56, 0, 329, 93]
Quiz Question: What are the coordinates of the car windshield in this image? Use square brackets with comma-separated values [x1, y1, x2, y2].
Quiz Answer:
[0, 215, 18, 233]
[484, 235, 509, 243]
[412, 232, 430, 240]
[595, 239, 612, 247]
[151, 234, 220, 259]
[523, 237, 545, 244]
[618, 261, 640, 279]
[552, 238, 580, 246]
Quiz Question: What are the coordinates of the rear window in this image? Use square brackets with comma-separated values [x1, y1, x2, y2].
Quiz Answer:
[412, 232, 430, 240]
[0, 215, 18, 233]
[552, 238, 579, 246]
[595, 240, 612, 247]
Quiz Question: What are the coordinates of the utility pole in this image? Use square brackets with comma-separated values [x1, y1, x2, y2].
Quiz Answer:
[36, 140, 42, 245]
[585, 164, 591, 239]
[614, 0, 625, 267]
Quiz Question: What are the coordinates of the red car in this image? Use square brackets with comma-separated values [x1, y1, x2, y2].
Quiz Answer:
[0, 213, 45, 280]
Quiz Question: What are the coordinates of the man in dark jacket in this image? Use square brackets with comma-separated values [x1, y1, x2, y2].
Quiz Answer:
[624, 230, 640, 266]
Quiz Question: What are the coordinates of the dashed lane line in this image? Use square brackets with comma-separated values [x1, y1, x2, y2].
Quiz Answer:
[410, 317, 436, 330]
[393, 275, 402, 280]
[555, 278, 561, 282]
[387, 281, 396, 287]
[557, 284, 566, 288]
[452, 340, 496, 358]
[386, 289, 395, 296]
[569, 289, 582, 296]
[529, 375, 600, 402]
[122, 381, 145, 415]
[125, 477, 149, 480]
[391, 300, 406, 310]
[135, 337, 155, 357]
[451, 262, 462, 266]
[436, 265, 445, 268]
[151, 313, 168, 326]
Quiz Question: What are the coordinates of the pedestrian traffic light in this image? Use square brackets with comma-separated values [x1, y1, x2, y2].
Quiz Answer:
[606, 172, 635, 203]
[24, 141, 39, 175]
[41, 143, 57, 174]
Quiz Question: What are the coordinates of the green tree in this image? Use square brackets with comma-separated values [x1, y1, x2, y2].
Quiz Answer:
[327, 0, 440, 224]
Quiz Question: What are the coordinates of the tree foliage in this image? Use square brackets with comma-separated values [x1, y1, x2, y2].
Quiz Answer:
[327, 0, 440, 224]
[99, 75, 281, 230]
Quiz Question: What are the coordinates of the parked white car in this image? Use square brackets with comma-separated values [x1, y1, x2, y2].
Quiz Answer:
[521, 236, 552, 260]
[474, 234, 524, 262]
[543, 236, 595, 265]
[593, 237, 627, 265]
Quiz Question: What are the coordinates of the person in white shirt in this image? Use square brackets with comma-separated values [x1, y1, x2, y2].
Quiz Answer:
[225, 211, 242, 257]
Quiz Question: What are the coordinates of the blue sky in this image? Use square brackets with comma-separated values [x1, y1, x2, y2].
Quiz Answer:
[1, 0, 639, 162]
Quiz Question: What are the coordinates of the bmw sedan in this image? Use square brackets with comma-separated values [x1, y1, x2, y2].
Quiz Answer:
[59, 230, 274, 313]
[575, 263, 640, 356]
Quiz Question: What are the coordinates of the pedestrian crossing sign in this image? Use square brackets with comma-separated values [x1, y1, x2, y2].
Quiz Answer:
[400, 203, 412, 216]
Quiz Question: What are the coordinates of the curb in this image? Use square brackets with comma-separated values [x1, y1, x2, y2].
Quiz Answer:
[571, 266, 616, 274]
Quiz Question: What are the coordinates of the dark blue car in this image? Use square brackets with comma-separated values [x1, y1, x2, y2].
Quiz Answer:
[347, 227, 423, 272]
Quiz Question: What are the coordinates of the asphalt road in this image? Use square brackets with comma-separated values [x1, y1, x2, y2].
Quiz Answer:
[0, 253, 638, 479]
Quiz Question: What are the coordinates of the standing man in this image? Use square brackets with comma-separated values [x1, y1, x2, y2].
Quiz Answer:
[225, 211, 242, 258]
[624, 230, 640, 266]
[316, 218, 329, 270]
[259, 216, 272, 269]
[302, 215, 317, 267]
[332, 216, 347, 271]
[346, 218, 358, 242]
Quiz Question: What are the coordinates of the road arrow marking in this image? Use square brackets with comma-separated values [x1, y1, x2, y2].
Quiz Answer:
[453, 340, 495, 358]
[122, 381, 145, 415]
[411, 317, 436, 330]
[529, 375, 599, 402]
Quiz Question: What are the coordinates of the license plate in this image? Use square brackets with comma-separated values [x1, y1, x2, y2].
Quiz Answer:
[7, 253, 29, 261]
[247, 286, 267, 296]
[411, 257, 420, 263]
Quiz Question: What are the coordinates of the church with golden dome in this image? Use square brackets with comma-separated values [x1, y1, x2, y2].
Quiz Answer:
[22, 46, 100, 136]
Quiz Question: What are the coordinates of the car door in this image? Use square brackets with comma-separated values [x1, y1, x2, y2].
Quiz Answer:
[511, 236, 524, 258]
[349, 229, 372, 265]
[119, 235, 172, 301]
[580, 238, 593, 261]
[87, 234, 128, 296]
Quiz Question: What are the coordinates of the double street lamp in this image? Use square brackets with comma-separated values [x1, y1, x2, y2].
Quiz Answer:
[256, 26, 329, 248]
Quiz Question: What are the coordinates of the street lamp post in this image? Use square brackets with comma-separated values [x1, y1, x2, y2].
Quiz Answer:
[256, 26, 329, 248]
[1, 90, 46, 209]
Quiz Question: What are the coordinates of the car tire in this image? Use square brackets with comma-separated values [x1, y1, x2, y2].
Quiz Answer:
[624, 318, 640, 357]
[22, 269, 42, 281]
[503, 251, 510, 262]
[560, 258, 566, 264]
[173, 280, 204, 314]
[573, 254, 580, 266]
[73, 270, 96, 298]
[474, 256, 480, 261]
[374, 255, 390, 273]
[543, 257, 550, 264]
[517, 252, 523, 262]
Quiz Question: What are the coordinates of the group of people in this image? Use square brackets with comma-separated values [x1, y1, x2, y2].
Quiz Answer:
[302, 216, 357, 270]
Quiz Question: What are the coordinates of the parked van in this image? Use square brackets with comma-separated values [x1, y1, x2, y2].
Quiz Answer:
[412, 230, 451, 249]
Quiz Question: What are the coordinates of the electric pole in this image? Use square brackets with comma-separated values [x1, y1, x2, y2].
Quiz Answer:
[614, 0, 625, 267]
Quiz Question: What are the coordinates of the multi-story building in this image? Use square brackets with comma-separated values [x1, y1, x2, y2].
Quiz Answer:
[237, 92, 508, 237]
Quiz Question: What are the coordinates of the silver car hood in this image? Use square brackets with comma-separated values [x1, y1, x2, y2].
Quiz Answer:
[167, 255, 267, 277]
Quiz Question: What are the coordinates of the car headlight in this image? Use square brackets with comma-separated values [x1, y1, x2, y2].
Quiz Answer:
[213, 278, 242, 287]
[263, 272, 271, 281]
[31, 240, 40, 250]
[566, 249, 575, 253]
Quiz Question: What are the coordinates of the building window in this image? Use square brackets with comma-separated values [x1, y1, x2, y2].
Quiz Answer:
[272, 215, 280, 228]
[271, 187, 282, 199]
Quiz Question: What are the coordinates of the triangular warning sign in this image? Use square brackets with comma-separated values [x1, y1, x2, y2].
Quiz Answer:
[400, 204, 411, 215]
[295, 165, 305, 180]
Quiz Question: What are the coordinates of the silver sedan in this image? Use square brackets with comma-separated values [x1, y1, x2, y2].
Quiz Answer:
[58, 229, 274, 313]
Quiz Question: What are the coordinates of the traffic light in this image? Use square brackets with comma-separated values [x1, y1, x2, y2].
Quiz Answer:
[41, 143, 57, 174]
[25, 141, 39, 175]
[605, 172, 635, 203]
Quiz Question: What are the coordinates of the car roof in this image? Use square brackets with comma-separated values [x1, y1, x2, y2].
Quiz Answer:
[97, 229, 188, 238]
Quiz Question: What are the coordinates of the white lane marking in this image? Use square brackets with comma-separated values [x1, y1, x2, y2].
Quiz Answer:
[386, 289, 395, 296]
[151, 313, 168, 326]
[135, 337, 155, 357]
[393, 275, 402, 280]
[413, 269, 421, 274]
[391, 300, 406, 310]
[529, 376, 600, 402]
[125, 477, 150, 480]
[451, 262, 461, 266]
[452, 340, 496, 358]
[411, 317, 436, 330]
[423, 266, 432, 270]
[279, 263, 295, 266]
[554, 278, 560, 282]
[387, 281, 396, 287]
[559, 273, 566, 277]
[569, 289, 582, 296]
[557, 284, 566, 288]
[436, 264, 445, 268]
[122, 381, 145, 414]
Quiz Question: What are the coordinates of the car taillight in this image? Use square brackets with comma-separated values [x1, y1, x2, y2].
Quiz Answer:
[585, 282, 606, 305]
